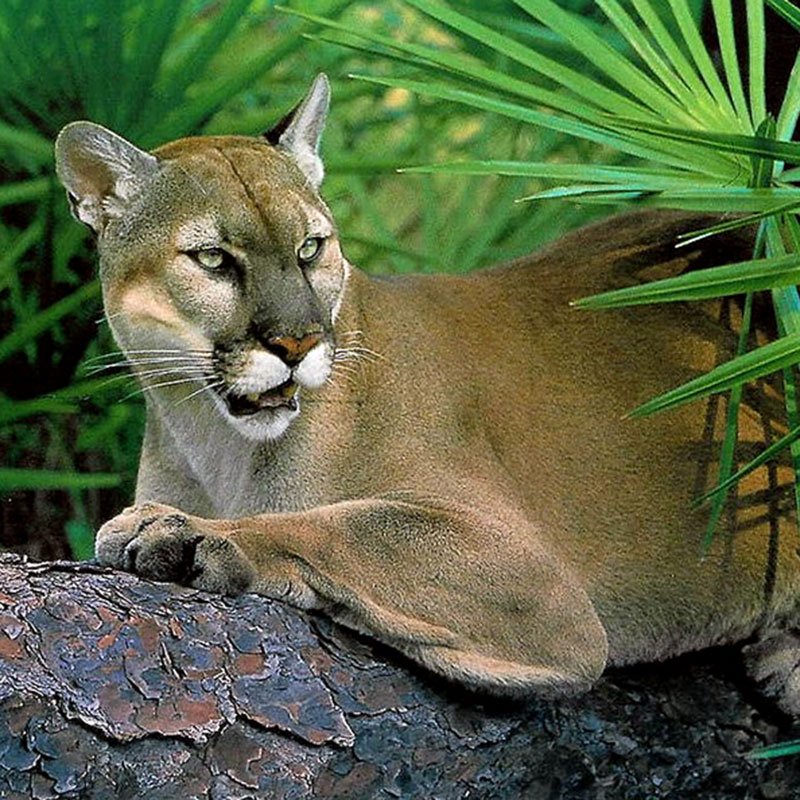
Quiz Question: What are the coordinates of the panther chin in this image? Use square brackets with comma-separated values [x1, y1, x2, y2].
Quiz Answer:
[210, 380, 301, 441]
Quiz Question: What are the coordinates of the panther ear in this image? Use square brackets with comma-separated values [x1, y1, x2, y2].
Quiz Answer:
[54, 122, 159, 235]
[264, 73, 330, 190]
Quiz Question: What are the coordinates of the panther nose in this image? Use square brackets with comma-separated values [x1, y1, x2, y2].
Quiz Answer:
[265, 332, 323, 365]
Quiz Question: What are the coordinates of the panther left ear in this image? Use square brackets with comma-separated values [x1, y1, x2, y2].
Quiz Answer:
[54, 122, 159, 236]
[264, 73, 330, 190]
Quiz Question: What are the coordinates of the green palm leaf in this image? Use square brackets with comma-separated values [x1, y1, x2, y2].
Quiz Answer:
[573, 253, 800, 309]
[629, 332, 800, 418]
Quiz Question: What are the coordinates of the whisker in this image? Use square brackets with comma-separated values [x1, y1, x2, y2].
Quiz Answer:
[125, 356, 214, 365]
[85, 366, 211, 394]
[96, 310, 127, 326]
[119, 376, 206, 403]
[335, 328, 384, 361]
[86, 358, 214, 376]
[331, 358, 360, 371]
[337, 336, 364, 348]
[87, 366, 212, 381]
[89, 372, 138, 392]
[223, 377, 245, 399]
[338, 328, 365, 340]
[334, 347, 365, 358]
[134, 368, 210, 381]
[86, 348, 213, 363]
[331, 355, 364, 371]
[173, 380, 224, 408]
[333, 352, 365, 364]
[336, 330, 363, 343]
[86, 363, 132, 375]
[341, 345, 385, 362]
[85, 351, 213, 366]
[328, 362, 361, 387]
[333, 351, 376, 368]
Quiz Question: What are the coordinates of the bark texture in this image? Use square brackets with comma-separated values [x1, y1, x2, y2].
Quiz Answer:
[0, 553, 797, 799]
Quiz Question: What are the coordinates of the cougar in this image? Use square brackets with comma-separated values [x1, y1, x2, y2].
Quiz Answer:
[55, 74, 800, 709]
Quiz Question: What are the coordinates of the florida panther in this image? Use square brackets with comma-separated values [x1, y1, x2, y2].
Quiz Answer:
[55, 74, 800, 710]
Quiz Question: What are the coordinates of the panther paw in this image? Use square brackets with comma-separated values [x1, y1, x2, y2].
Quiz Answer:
[96, 503, 256, 595]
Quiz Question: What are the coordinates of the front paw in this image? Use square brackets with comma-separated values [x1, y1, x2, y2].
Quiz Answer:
[96, 503, 256, 595]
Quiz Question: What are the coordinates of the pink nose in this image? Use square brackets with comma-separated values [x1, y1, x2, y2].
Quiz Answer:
[266, 332, 322, 365]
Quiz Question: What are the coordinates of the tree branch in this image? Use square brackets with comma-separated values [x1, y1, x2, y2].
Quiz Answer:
[0, 553, 797, 798]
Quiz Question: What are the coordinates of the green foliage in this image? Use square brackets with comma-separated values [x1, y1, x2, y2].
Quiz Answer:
[573, 253, 800, 308]
[64, 520, 95, 561]
[0, 469, 121, 492]
[750, 738, 800, 760]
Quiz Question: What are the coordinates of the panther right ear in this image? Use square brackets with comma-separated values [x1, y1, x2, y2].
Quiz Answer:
[264, 73, 330, 190]
[54, 122, 159, 236]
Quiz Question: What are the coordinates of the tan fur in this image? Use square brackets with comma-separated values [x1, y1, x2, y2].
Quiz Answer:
[56, 77, 800, 706]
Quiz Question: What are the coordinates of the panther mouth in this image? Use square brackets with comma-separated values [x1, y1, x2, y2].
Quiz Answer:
[222, 380, 299, 417]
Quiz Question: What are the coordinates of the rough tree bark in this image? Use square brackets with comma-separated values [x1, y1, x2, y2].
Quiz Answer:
[0, 553, 797, 800]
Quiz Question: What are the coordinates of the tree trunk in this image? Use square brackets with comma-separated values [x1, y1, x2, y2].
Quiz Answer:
[0, 553, 797, 799]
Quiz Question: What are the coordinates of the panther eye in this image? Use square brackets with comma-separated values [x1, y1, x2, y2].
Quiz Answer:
[191, 248, 227, 271]
[298, 236, 324, 264]
[184, 247, 235, 272]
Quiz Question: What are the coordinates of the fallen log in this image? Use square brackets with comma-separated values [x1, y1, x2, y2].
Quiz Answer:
[0, 552, 797, 799]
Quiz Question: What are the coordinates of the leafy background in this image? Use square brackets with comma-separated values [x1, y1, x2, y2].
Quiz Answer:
[0, 0, 798, 563]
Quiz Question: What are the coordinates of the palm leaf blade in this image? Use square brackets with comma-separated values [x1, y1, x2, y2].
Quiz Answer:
[574, 253, 800, 308]
[629, 332, 800, 417]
